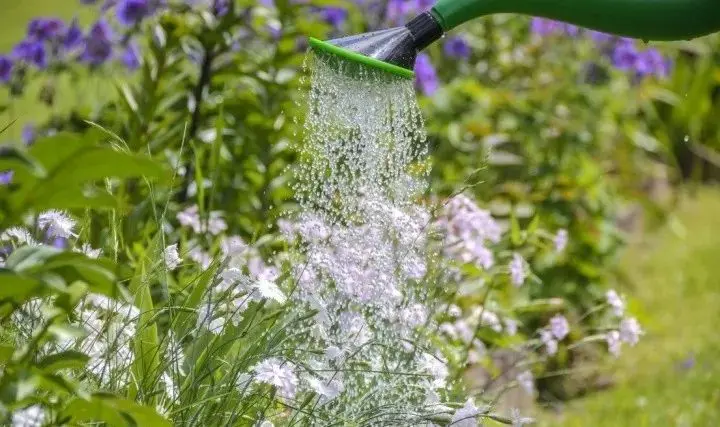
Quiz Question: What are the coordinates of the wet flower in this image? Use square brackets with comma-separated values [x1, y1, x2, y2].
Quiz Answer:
[414, 53, 438, 96]
[12, 405, 45, 427]
[252, 358, 298, 399]
[252, 279, 286, 304]
[77, 243, 102, 259]
[38, 210, 76, 239]
[450, 398, 480, 427]
[1, 227, 37, 246]
[606, 330, 621, 357]
[619, 317, 643, 346]
[606, 289, 625, 317]
[196, 302, 224, 334]
[164, 244, 182, 270]
[444, 36, 471, 59]
[0, 55, 12, 82]
[549, 314, 570, 340]
[509, 253, 527, 287]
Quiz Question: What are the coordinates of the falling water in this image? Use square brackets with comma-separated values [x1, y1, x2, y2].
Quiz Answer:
[280, 52, 450, 424]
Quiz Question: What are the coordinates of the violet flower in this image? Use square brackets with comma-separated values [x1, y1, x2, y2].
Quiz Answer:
[0, 56, 12, 83]
[81, 20, 115, 65]
[414, 53, 438, 96]
[443, 36, 470, 59]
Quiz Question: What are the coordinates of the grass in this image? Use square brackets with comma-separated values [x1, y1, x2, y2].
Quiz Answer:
[541, 187, 720, 426]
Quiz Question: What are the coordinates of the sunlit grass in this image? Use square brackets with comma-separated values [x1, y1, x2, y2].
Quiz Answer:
[541, 187, 720, 426]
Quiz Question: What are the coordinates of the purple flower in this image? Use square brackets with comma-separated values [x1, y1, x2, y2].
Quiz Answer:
[635, 48, 670, 78]
[117, 0, 151, 26]
[386, 0, 415, 25]
[530, 18, 562, 36]
[213, 0, 230, 16]
[0, 56, 12, 83]
[12, 40, 47, 69]
[120, 42, 141, 70]
[27, 18, 66, 42]
[443, 36, 470, 59]
[0, 170, 13, 185]
[549, 314, 570, 340]
[320, 7, 347, 28]
[81, 20, 114, 65]
[611, 38, 638, 71]
[588, 30, 612, 44]
[414, 53, 438, 96]
[63, 19, 84, 50]
[22, 124, 37, 146]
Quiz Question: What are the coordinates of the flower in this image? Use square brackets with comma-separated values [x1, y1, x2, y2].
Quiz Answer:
[0, 170, 13, 185]
[121, 42, 141, 70]
[0, 56, 12, 82]
[21, 123, 37, 146]
[27, 18, 65, 42]
[117, 0, 152, 26]
[619, 317, 643, 346]
[504, 318, 518, 336]
[12, 404, 45, 427]
[63, 19, 84, 50]
[1, 227, 37, 246]
[320, 7, 347, 28]
[516, 370, 534, 395]
[509, 253, 527, 287]
[12, 40, 47, 69]
[77, 243, 102, 259]
[605, 289, 625, 317]
[549, 314, 570, 340]
[606, 330, 621, 357]
[612, 38, 639, 71]
[252, 279, 287, 304]
[196, 302, 225, 334]
[414, 53, 438, 96]
[540, 329, 558, 355]
[38, 210, 76, 239]
[252, 358, 298, 399]
[81, 20, 114, 65]
[450, 398, 480, 427]
[553, 229, 568, 252]
[164, 244, 182, 270]
[444, 36, 471, 59]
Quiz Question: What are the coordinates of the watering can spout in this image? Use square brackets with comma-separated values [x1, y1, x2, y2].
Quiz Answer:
[309, 0, 720, 80]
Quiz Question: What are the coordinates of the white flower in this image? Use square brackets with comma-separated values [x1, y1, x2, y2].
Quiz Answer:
[38, 210, 76, 239]
[196, 303, 225, 334]
[401, 303, 428, 328]
[307, 375, 344, 402]
[553, 229, 568, 252]
[218, 267, 244, 292]
[516, 370, 534, 395]
[619, 317, 643, 346]
[509, 253, 527, 287]
[164, 244, 182, 271]
[510, 408, 534, 426]
[450, 398, 479, 427]
[220, 235, 248, 258]
[253, 358, 298, 399]
[504, 318, 518, 336]
[252, 279, 286, 304]
[606, 289, 625, 317]
[177, 205, 201, 233]
[606, 330, 621, 357]
[549, 314, 570, 341]
[207, 211, 227, 235]
[420, 353, 449, 389]
[325, 345, 343, 361]
[540, 329, 558, 355]
[12, 405, 44, 427]
[188, 245, 212, 269]
[1, 227, 37, 246]
[161, 372, 179, 401]
[77, 243, 102, 259]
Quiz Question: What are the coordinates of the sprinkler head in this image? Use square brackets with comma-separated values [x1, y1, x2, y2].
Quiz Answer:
[309, 12, 444, 80]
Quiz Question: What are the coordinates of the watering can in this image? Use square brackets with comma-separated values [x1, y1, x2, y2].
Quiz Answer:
[309, 0, 720, 79]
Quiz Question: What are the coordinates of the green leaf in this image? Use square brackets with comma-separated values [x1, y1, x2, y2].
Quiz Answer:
[510, 211, 522, 246]
[5, 246, 62, 272]
[37, 351, 90, 372]
[0, 344, 15, 363]
[0, 271, 45, 303]
[62, 395, 172, 427]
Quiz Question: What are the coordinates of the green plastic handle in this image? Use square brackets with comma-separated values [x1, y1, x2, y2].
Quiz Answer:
[431, 0, 720, 41]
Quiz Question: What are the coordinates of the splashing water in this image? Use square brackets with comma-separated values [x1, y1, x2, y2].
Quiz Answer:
[279, 53, 452, 423]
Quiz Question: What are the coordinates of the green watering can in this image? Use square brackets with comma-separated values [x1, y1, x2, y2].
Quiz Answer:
[309, 0, 720, 79]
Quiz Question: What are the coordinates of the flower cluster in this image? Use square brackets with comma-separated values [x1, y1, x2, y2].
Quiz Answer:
[530, 17, 671, 79]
